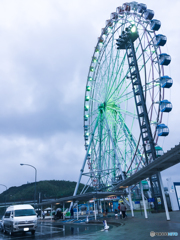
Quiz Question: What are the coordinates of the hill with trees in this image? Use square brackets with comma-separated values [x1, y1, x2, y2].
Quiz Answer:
[0, 180, 92, 203]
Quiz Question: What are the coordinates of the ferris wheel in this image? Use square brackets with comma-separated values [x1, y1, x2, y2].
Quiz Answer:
[75, 2, 173, 194]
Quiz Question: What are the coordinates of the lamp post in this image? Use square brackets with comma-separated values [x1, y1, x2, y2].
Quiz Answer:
[20, 163, 37, 206]
[0, 184, 7, 208]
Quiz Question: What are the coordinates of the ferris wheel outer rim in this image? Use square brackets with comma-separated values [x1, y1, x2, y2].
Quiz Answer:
[83, 3, 169, 181]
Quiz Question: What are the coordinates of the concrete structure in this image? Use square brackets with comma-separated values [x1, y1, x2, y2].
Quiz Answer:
[166, 178, 179, 211]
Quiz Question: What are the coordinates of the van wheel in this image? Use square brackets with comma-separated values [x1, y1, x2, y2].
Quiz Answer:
[3, 228, 6, 234]
[31, 230, 35, 235]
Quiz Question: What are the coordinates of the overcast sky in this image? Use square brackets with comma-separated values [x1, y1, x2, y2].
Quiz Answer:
[0, 0, 179, 194]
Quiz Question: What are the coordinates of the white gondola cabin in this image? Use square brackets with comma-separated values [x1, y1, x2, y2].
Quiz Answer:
[160, 76, 173, 88]
[129, 2, 138, 11]
[116, 6, 124, 14]
[156, 124, 169, 136]
[84, 125, 88, 131]
[137, 3, 147, 13]
[150, 19, 161, 31]
[155, 145, 163, 157]
[84, 132, 89, 141]
[85, 141, 89, 149]
[90, 67, 94, 72]
[84, 105, 89, 111]
[122, 3, 131, 12]
[159, 53, 171, 66]
[85, 96, 90, 101]
[160, 100, 172, 112]
[86, 86, 91, 91]
[141, 181, 149, 191]
[143, 9, 154, 20]
[84, 115, 89, 121]
[95, 45, 100, 52]
[92, 57, 97, 63]
[110, 12, 118, 20]
[154, 34, 167, 46]
[106, 19, 113, 27]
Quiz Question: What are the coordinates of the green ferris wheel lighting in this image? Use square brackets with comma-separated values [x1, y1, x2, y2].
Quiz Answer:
[131, 25, 137, 33]
[80, 2, 169, 194]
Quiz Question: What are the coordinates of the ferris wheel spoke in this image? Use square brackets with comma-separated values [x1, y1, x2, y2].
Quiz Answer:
[90, 98, 102, 104]
[101, 137, 111, 171]
[89, 108, 99, 118]
[116, 111, 140, 158]
[100, 29, 151, 104]
[106, 54, 127, 101]
[103, 111, 125, 173]
[98, 39, 126, 98]
[97, 40, 117, 90]
[106, 51, 122, 100]
[107, 34, 115, 87]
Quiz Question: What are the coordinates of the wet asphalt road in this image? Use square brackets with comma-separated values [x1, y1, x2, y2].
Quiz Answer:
[0, 222, 103, 239]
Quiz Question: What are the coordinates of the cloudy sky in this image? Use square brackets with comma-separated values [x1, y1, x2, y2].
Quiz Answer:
[0, 0, 179, 194]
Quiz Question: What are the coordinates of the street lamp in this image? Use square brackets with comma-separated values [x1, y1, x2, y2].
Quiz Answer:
[20, 163, 37, 206]
[0, 184, 7, 208]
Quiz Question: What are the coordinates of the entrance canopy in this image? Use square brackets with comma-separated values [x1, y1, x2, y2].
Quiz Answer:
[38, 191, 126, 206]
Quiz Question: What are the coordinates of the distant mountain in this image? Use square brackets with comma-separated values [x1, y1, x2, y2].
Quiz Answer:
[0, 180, 93, 203]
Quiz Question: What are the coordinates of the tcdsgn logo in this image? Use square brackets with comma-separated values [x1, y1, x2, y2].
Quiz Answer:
[150, 231, 156, 237]
[150, 231, 178, 237]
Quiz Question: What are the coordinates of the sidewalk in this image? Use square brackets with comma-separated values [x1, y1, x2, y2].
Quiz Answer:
[50, 210, 180, 240]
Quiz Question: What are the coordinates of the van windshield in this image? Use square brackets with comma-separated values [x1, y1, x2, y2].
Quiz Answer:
[14, 209, 36, 217]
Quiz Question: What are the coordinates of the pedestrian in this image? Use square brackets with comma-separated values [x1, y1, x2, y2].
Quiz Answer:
[120, 202, 126, 219]
[114, 209, 118, 217]
[42, 211, 45, 220]
[125, 205, 127, 218]
[103, 208, 106, 216]
[111, 203, 113, 212]
[118, 204, 122, 218]
[106, 208, 108, 215]
[70, 207, 74, 218]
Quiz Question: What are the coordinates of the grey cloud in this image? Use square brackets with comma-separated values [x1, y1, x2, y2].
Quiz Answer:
[0, 0, 180, 191]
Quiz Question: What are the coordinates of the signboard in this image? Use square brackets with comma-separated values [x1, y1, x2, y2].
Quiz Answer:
[100, 196, 120, 201]
[148, 198, 155, 202]
[105, 196, 120, 201]
[135, 201, 140, 204]
[157, 197, 161, 205]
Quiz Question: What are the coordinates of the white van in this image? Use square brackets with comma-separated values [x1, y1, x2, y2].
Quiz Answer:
[3, 204, 37, 236]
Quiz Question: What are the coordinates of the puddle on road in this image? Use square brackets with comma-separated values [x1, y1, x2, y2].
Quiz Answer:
[0, 223, 107, 239]
[47, 223, 104, 237]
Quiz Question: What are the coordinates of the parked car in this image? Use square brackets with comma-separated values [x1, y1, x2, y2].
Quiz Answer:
[2, 204, 37, 236]
[0, 216, 4, 232]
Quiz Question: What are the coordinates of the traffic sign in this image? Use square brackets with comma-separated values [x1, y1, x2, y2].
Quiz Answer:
[148, 198, 155, 202]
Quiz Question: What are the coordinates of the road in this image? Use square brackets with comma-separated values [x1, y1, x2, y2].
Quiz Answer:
[0, 221, 102, 240]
